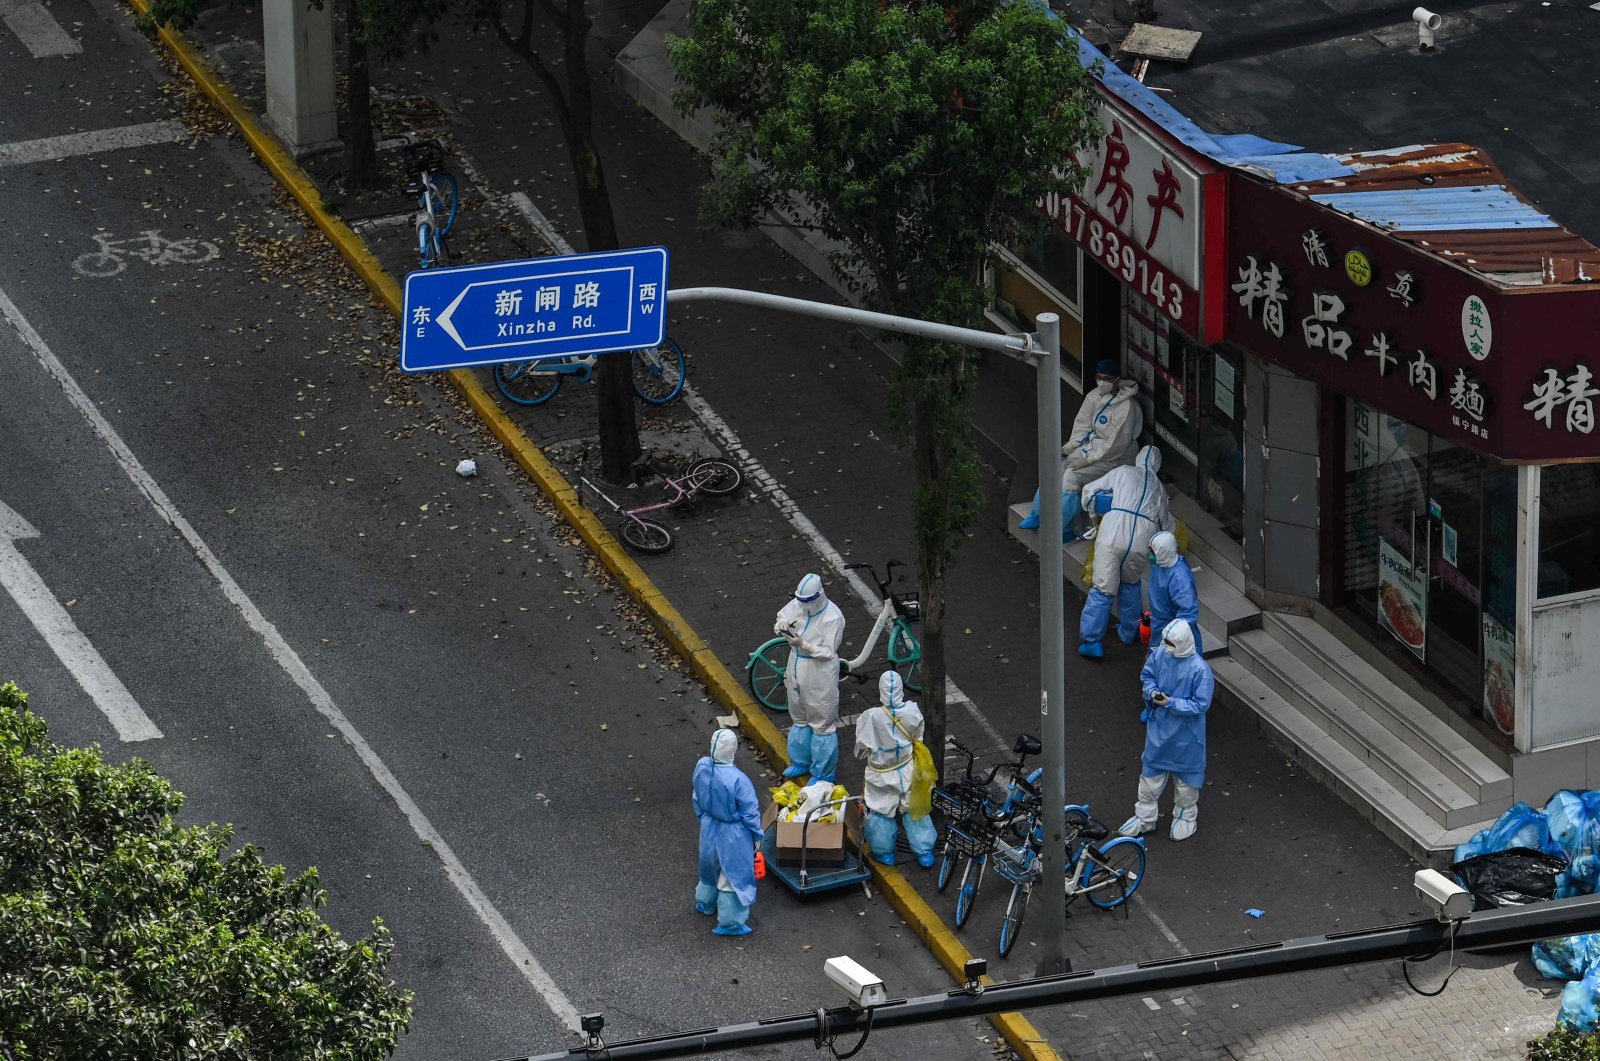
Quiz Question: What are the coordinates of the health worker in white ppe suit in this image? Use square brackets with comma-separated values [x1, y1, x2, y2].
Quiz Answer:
[1078, 445, 1174, 658]
[855, 671, 937, 867]
[1019, 359, 1142, 541]
[1119, 619, 1213, 842]
[774, 573, 846, 782]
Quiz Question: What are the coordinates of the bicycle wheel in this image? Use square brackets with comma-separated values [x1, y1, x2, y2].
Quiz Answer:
[631, 337, 686, 405]
[936, 841, 959, 892]
[890, 623, 923, 692]
[1084, 837, 1146, 909]
[746, 637, 790, 711]
[494, 360, 563, 406]
[619, 517, 673, 554]
[998, 883, 1030, 958]
[954, 856, 984, 929]
[686, 457, 742, 497]
[430, 172, 460, 235]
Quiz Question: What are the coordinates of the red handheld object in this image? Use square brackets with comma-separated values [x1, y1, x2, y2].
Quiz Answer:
[1139, 611, 1152, 645]
[753, 851, 766, 881]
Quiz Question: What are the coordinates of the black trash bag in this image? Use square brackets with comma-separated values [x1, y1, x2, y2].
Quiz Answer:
[1450, 846, 1569, 908]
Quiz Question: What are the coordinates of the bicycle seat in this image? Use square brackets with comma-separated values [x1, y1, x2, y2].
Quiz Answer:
[1013, 734, 1042, 758]
[1081, 818, 1110, 842]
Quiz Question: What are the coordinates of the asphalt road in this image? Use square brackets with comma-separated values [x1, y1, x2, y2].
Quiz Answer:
[0, 6, 999, 1059]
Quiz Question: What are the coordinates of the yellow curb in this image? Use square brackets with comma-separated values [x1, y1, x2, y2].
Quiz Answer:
[127, 11, 1060, 1057]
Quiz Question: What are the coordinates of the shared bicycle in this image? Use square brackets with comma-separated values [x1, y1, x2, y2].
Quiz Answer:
[402, 137, 459, 270]
[493, 338, 687, 408]
[745, 559, 922, 712]
[580, 451, 742, 554]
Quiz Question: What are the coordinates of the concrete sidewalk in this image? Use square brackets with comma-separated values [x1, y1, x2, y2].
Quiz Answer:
[157, 0, 1563, 1054]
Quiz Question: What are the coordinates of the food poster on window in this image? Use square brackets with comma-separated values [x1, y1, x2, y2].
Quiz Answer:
[1482, 615, 1515, 736]
[1378, 538, 1427, 661]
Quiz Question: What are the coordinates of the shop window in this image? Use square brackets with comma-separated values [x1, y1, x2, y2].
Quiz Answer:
[1538, 464, 1600, 599]
[987, 241, 1084, 382]
[1019, 226, 1080, 312]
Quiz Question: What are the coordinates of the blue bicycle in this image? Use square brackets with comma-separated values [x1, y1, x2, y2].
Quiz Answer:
[492, 338, 686, 407]
[933, 735, 1044, 928]
[402, 138, 459, 270]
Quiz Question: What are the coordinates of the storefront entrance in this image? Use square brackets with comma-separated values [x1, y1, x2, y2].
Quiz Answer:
[1337, 399, 1517, 731]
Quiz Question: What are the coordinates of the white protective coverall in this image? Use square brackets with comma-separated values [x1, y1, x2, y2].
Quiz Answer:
[1020, 376, 1143, 539]
[1078, 445, 1174, 654]
[854, 672, 937, 867]
[774, 573, 846, 782]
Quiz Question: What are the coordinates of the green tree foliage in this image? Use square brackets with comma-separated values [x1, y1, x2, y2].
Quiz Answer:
[0, 681, 412, 1059]
[671, 0, 1102, 761]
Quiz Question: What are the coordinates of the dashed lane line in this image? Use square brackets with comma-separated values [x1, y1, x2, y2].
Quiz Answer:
[0, 282, 584, 1035]
[0, 120, 186, 166]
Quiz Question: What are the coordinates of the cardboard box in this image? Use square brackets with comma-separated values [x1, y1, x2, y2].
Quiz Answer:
[762, 801, 862, 870]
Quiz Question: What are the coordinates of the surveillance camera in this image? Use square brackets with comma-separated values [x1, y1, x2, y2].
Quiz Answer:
[1412, 6, 1441, 50]
[580, 1013, 605, 1036]
[824, 955, 889, 1009]
[1414, 869, 1471, 923]
[963, 957, 987, 995]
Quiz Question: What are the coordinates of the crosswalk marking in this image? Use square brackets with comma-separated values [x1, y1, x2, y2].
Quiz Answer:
[0, 0, 80, 58]
[0, 121, 187, 168]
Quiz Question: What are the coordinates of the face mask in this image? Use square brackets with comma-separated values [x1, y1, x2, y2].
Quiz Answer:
[1097, 378, 1114, 394]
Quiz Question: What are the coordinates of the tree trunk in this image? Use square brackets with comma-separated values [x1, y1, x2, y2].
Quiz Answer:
[343, 0, 381, 191]
[560, 0, 639, 483]
[913, 379, 949, 782]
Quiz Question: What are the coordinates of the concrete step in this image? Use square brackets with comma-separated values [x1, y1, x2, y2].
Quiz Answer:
[1260, 612, 1512, 803]
[1211, 657, 1492, 868]
[1229, 629, 1510, 830]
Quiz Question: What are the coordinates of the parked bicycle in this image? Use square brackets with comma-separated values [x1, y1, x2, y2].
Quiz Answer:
[401, 137, 459, 270]
[993, 803, 1146, 958]
[746, 559, 921, 712]
[931, 735, 1045, 929]
[492, 338, 687, 408]
[579, 450, 742, 554]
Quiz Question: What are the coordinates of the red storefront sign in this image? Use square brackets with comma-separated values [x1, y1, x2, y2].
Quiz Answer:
[1227, 176, 1600, 462]
[1039, 93, 1226, 344]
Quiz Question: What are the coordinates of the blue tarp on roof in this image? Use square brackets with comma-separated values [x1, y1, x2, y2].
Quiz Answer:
[1064, 25, 1358, 183]
[1308, 187, 1559, 231]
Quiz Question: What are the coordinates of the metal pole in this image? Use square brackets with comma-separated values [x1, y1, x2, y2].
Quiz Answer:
[1034, 312, 1069, 977]
[508, 894, 1600, 1060]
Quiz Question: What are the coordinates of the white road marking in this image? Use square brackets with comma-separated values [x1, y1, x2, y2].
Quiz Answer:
[0, 284, 583, 1035]
[0, 0, 80, 57]
[0, 501, 162, 741]
[0, 120, 186, 167]
[497, 163, 1188, 961]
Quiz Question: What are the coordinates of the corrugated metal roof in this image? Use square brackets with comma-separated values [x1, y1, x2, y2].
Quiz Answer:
[1283, 144, 1600, 287]
[1307, 187, 1560, 232]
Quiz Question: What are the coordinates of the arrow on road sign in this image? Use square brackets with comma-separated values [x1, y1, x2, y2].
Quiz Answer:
[0, 501, 162, 742]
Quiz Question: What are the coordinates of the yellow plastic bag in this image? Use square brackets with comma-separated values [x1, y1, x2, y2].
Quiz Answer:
[893, 717, 937, 820]
[1081, 539, 1096, 587]
[769, 780, 804, 807]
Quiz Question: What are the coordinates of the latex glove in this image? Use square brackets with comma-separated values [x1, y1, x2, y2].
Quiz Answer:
[799, 640, 835, 661]
[775, 619, 798, 639]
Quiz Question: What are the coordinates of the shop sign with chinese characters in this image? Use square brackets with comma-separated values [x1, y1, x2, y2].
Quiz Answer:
[1226, 176, 1600, 461]
[1039, 93, 1225, 343]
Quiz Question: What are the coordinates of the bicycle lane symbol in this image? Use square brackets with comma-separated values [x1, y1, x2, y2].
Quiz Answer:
[72, 229, 220, 278]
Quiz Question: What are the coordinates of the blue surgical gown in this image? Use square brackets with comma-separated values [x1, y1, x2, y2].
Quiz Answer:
[1139, 647, 1214, 785]
[1150, 557, 1200, 645]
[693, 755, 764, 907]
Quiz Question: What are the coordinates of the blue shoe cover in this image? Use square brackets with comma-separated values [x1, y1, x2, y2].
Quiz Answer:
[712, 923, 754, 937]
[695, 902, 714, 915]
[1019, 489, 1042, 530]
[782, 763, 810, 779]
[918, 852, 936, 868]
[809, 732, 840, 784]
[1077, 641, 1104, 659]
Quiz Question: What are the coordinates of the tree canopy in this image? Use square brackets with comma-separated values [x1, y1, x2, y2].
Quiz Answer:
[671, 0, 1103, 760]
[0, 681, 413, 1059]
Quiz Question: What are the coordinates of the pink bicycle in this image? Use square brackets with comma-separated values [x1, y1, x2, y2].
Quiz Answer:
[580, 452, 743, 554]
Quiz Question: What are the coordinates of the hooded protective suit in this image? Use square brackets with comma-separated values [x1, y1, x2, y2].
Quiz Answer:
[854, 672, 938, 866]
[693, 729, 764, 935]
[1019, 376, 1142, 538]
[1078, 445, 1174, 653]
[774, 573, 846, 781]
[1119, 620, 1213, 842]
[1148, 531, 1202, 656]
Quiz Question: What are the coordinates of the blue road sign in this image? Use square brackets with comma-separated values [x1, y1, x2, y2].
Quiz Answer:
[399, 246, 669, 373]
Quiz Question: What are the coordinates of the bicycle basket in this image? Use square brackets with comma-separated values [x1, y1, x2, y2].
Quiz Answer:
[932, 786, 985, 822]
[401, 139, 447, 177]
[892, 591, 921, 621]
[944, 823, 993, 859]
[992, 843, 1042, 887]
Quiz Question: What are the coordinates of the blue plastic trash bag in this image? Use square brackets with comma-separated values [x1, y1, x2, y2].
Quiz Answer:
[1453, 802, 1563, 865]
[1560, 962, 1600, 1032]
[1547, 790, 1600, 897]
[1535, 934, 1600, 983]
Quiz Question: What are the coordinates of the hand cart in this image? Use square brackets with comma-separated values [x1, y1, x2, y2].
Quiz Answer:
[761, 796, 873, 899]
